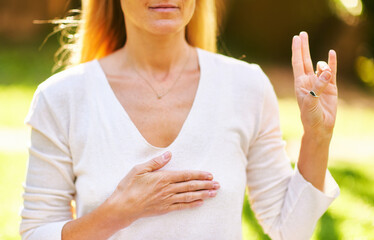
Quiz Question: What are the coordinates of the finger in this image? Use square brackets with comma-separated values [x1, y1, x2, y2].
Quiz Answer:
[292, 35, 305, 78]
[170, 189, 217, 203]
[167, 170, 213, 183]
[168, 199, 204, 212]
[300, 31, 314, 75]
[168, 180, 220, 193]
[136, 151, 172, 173]
[328, 50, 337, 85]
[316, 61, 331, 77]
[312, 70, 332, 97]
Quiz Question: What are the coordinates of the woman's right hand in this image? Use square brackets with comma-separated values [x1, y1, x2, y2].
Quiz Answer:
[105, 151, 220, 228]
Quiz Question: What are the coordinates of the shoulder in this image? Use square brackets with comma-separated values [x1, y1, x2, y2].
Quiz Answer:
[198, 48, 273, 100]
[198, 48, 270, 88]
[37, 60, 97, 100]
[25, 60, 98, 130]
[199, 48, 265, 76]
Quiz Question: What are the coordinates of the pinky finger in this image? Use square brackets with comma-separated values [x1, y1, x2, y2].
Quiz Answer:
[168, 200, 204, 212]
[328, 50, 337, 85]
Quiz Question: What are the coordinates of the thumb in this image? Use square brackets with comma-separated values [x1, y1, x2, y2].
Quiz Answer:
[312, 70, 332, 97]
[141, 151, 172, 173]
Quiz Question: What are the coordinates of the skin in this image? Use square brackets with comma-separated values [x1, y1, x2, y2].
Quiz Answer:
[62, 1, 219, 239]
[61, 1, 338, 239]
[62, 152, 219, 240]
[292, 32, 338, 191]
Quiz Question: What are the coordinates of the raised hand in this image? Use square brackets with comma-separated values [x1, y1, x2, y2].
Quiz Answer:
[291, 32, 338, 138]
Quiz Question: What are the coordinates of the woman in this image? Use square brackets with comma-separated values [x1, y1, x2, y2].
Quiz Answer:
[20, 0, 340, 239]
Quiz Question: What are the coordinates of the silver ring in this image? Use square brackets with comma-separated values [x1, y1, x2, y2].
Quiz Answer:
[309, 90, 319, 98]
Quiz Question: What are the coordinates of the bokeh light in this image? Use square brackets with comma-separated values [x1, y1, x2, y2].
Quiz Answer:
[1, 0, 374, 239]
[330, 0, 363, 25]
[356, 56, 374, 88]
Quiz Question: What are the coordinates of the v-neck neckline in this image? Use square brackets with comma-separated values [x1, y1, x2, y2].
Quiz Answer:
[94, 47, 205, 151]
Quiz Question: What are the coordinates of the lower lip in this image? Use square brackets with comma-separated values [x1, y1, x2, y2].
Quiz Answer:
[149, 7, 179, 12]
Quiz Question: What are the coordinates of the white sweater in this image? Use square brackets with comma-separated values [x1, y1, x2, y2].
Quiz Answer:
[20, 47, 339, 240]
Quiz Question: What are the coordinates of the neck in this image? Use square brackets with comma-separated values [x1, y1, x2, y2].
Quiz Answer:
[120, 24, 191, 77]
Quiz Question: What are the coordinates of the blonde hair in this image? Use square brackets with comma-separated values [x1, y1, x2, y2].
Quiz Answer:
[51, 0, 222, 71]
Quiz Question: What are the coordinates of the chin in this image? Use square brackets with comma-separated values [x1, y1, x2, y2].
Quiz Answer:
[146, 19, 186, 35]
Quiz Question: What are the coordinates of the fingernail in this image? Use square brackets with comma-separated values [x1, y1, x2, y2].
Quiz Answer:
[213, 182, 220, 189]
[206, 174, 213, 180]
[320, 71, 332, 81]
[322, 65, 330, 71]
[162, 151, 171, 161]
[209, 190, 217, 197]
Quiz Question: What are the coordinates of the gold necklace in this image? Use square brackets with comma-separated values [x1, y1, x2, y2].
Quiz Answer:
[131, 47, 192, 99]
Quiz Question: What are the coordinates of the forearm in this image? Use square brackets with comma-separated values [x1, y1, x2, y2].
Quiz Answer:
[61, 199, 134, 240]
[297, 132, 332, 192]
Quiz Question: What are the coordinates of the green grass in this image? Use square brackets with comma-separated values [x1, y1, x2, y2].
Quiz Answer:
[242, 161, 374, 240]
[0, 38, 58, 87]
[0, 86, 36, 128]
[0, 152, 27, 240]
[278, 98, 374, 141]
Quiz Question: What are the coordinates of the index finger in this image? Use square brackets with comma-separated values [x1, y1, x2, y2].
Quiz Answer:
[166, 170, 213, 183]
[292, 35, 305, 78]
[300, 31, 315, 75]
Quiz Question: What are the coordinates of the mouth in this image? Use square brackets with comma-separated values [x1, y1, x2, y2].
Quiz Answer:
[149, 4, 179, 12]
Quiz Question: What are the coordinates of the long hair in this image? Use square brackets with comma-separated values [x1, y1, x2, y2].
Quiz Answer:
[48, 0, 222, 71]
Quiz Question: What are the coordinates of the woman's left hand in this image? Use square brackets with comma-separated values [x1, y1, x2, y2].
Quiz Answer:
[291, 31, 338, 138]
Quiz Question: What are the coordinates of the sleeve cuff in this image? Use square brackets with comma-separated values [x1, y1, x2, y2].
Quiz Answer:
[21, 220, 71, 240]
[293, 165, 340, 200]
[275, 166, 340, 239]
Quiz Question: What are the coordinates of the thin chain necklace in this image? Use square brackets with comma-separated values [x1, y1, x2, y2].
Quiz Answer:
[131, 47, 192, 100]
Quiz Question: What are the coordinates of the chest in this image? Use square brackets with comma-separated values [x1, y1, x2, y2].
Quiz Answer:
[70, 64, 257, 224]
[106, 71, 200, 149]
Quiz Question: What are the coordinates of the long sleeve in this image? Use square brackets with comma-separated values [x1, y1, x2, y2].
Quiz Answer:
[20, 86, 75, 240]
[245, 67, 340, 240]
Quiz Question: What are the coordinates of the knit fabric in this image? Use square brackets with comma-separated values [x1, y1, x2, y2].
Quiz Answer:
[20, 47, 339, 240]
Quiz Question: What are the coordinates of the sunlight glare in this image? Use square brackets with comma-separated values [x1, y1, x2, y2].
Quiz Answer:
[340, 0, 363, 16]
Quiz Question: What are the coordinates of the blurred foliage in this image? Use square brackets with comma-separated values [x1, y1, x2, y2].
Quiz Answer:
[242, 161, 374, 240]
[359, 0, 374, 90]
[0, 86, 35, 127]
[0, 152, 27, 240]
[220, 0, 328, 62]
[356, 56, 374, 87]
[218, 0, 374, 91]
[1, 0, 374, 239]
[0, 37, 57, 87]
[2, 0, 374, 90]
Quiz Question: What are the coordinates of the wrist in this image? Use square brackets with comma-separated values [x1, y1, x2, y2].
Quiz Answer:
[298, 131, 331, 192]
[303, 128, 333, 143]
[61, 197, 135, 240]
[102, 195, 136, 230]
